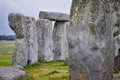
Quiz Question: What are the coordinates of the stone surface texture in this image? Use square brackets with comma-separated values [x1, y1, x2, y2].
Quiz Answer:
[113, 0, 120, 71]
[8, 13, 28, 66]
[24, 16, 38, 64]
[36, 19, 54, 61]
[115, 35, 120, 57]
[68, 0, 115, 80]
[53, 21, 69, 60]
[8, 13, 24, 39]
[8, 13, 38, 66]
[114, 0, 120, 56]
[39, 11, 69, 21]
[0, 66, 26, 80]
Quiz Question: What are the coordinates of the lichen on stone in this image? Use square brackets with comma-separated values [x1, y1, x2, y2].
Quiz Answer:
[89, 22, 96, 35]
[79, 71, 87, 80]
[90, 0, 99, 22]
[70, 0, 90, 26]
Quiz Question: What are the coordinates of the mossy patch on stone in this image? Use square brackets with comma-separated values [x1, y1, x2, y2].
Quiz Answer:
[79, 71, 86, 80]
[89, 22, 96, 35]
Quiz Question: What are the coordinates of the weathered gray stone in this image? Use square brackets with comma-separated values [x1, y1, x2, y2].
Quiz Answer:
[12, 39, 28, 66]
[24, 16, 38, 64]
[0, 66, 26, 80]
[8, 13, 28, 66]
[114, 35, 120, 71]
[39, 11, 69, 21]
[113, 0, 120, 37]
[113, 0, 120, 36]
[8, 13, 24, 39]
[8, 13, 38, 66]
[10, 64, 23, 70]
[115, 35, 120, 57]
[36, 19, 54, 61]
[53, 21, 69, 61]
[68, 0, 115, 80]
[65, 22, 70, 64]
[113, 0, 120, 72]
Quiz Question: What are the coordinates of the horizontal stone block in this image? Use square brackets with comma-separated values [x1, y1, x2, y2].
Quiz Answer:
[39, 11, 69, 21]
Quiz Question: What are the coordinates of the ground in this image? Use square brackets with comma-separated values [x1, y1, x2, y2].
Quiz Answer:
[0, 41, 14, 66]
[17, 60, 68, 80]
[0, 41, 68, 80]
[0, 41, 120, 80]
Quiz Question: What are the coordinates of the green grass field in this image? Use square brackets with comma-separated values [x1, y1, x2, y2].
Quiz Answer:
[0, 41, 14, 66]
[17, 60, 68, 80]
[0, 41, 15, 54]
[0, 54, 12, 66]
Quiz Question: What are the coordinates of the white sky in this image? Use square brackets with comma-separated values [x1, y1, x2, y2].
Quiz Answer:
[0, 0, 72, 35]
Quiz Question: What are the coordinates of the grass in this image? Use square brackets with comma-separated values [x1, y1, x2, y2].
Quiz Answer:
[0, 41, 14, 66]
[0, 54, 12, 66]
[0, 41, 15, 54]
[17, 60, 69, 80]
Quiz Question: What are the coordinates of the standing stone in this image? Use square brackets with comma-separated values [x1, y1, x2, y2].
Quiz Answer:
[53, 22, 69, 61]
[24, 16, 38, 64]
[68, 0, 115, 80]
[113, 1, 120, 46]
[114, 35, 120, 71]
[8, 13, 38, 66]
[8, 13, 28, 66]
[113, 0, 120, 29]
[113, 0, 120, 72]
[65, 22, 70, 64]
[36, 19, 54, 61]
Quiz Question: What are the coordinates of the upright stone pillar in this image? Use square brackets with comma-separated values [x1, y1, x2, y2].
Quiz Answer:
[24, 16, 38, 64]
[8, 13, 28, 66]
[39, 11, 69, 61]
[53, 22, 69, 60]
[68, 0, 115, 80]
[8, 13, 38, 66]
[113, 0, 120, 71]
[36, 19, 54, 61]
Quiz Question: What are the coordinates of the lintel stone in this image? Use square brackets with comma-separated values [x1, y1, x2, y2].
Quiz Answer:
[39, 11, 69, 22]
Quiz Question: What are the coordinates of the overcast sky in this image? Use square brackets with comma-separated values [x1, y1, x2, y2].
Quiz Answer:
[0, 0, 72, 35]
